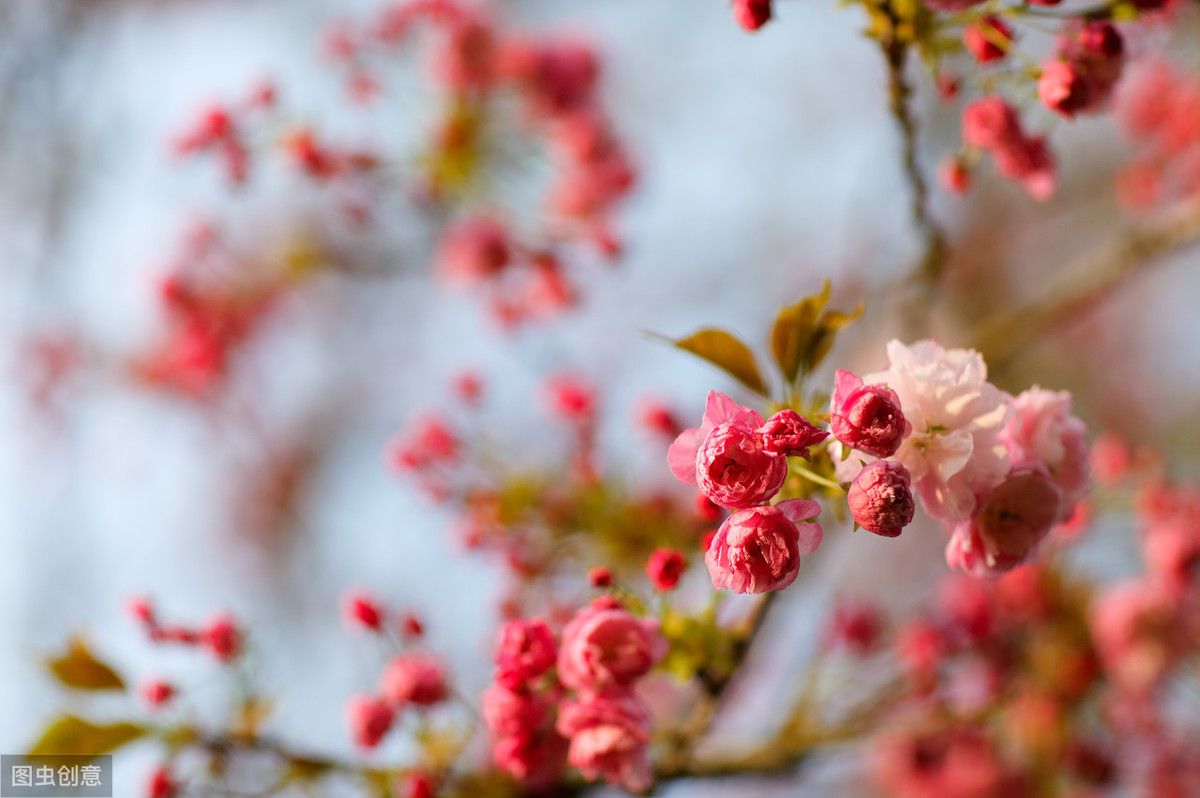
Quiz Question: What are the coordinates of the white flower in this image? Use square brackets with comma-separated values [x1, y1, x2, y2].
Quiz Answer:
[864, 340, 1011, 523]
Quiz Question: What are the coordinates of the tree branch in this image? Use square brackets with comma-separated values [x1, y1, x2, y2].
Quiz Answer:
[973, 199, 1200, 370]
[880, 38, 947, 293]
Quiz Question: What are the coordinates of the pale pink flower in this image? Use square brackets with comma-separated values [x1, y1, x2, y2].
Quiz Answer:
[999, 387, 1089, 520]
[705, 499, 822, 594]
[865, 340, 1011, 523]
[556, 690, 653, 792]
[830, 369, 911, 457]
[668, 391, 785, 509]
[379, 653, 449, 707]
[945, 468, 1062, 577]
[847, 460, 915, 537]
[557, 598, 665, 692]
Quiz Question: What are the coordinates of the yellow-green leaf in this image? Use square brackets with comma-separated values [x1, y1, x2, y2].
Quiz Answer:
[770, 282, 863, 384]
[673, 328, 769, 396]
[29, 716, 146, 760]
[770, 281, 831, 385]
[45, 637, 124, 692]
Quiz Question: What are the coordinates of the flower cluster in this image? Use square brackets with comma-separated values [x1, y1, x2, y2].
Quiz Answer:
[127, 597, 243, 663]
[837, 340, 1089, 578]
[170, 0, 634, 327]
[482, 599, 665, 792]
[389, 370, 710, 614]
[340, 595, 450, 751]
[669, 391, 827, 593]
[734, 0, 1177, 202]
[1116, 58, 1200, 212]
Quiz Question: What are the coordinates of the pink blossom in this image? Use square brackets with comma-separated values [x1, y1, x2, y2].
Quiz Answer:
[482, 684, 565, 785]
[938, 157, 971, 195]
[482, 683, 552, 739]
[1040, 22, 1125, 118]
[646, 548, 686, 591]
[865, 340, 1011, 523]
[1090, 433, 1131, 485]
[999, 387, 1089, 520]
[847, 460, 915, 537]
[830, 369, 910, 458]
[1090, 579, 1178, 693]
[146, 767, 178, 798]
[379, 653, 449, 707]
[543, 374, 596, 425]
[962, 97, 1056, 200]
[343, 591, 385, 632]
[494, 619, 557, 688]
[636, 399, 682, 439]
[435, 216, 511, 286]
[557, 597, 665, 692]
[695, 421, 787, 508]
[202, 614, 242, 662]
[668, 391, 785, 509]
[964, 16, 1013, 64]
[556, 690, 653, 792]
[871, 726, 1010, 798]
[827, 598, 884, 655]
[347, 694, 394, 749]
[732, 0, 772, 31]
[945, 468, 1062, 577]
[1143, 522, 1200, 597]
[140, 680, 176, 708]
[668, 391, 763, 482]
[705, 499, 822, 594]
[757, 408, 828, 457]
[1039, 61, 1092, 118]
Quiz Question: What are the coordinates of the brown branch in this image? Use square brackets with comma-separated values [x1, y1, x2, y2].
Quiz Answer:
[973, 199, 1200, 370]
[880, 38, 947, 294]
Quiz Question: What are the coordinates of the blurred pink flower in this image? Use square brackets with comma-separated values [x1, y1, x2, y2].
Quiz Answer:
[1000, 387, 1089, 520]
[945, 468, 1062, 577]
[380, 653, 449, 707]
[557, 598, 665, 692]
[556, 690, 653, 792]
[494, 619, 557, 689]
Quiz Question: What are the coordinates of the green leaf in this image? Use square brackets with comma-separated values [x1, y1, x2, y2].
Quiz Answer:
[769, 281, 863, 385]
[45, 637, 124, 692]
[29, 716, 146, 760]
[673, 328, 769, 396]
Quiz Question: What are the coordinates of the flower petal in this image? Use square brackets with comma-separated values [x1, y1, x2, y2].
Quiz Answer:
[667, 427, 703, 484]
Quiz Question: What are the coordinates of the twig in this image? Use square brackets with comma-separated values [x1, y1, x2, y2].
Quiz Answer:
[973, 199, 1200, 370]
[880, 38, 948, 294]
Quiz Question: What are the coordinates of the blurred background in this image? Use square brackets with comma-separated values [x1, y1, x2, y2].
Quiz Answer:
[1, 0, 1198, 795]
